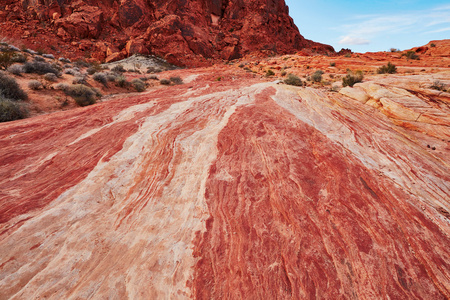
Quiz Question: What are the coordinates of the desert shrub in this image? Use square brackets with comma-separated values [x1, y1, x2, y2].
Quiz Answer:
[23, 49, 37, 55]
[170, 76, 183, 85]
[0, 73, 28, 100]
[330, 62, 336, 67]
[105, 72, 117, 82]
[64, 68, 81, 76]
[59, 57, 71, 63]
[11, 53, 27, 63]
[389, 48, 400, 53]
[146, 66, 162, 73]
[344, 53, 351, 58]
[64, 84, 98, 106]
[0, 52, 13, 70]
[33, 56, 45, 62]
[55, 82, 69, 91]
[87, 64, 102, 75]
[44, 73, 58, 82]
[112, 64, 126, 73]
[147, 75, 158, 80]
[342, 70, 364, 87]
[284, 74, 303, 86]
[430, 43, 436, 48]
[92, 72, 108, 86]
[266, 69, 275, 77]
[73, 76, 87, 85]
[8, 64, 24, 75]
[311, 70, 324, 82]
[42, 54, 55, 60]
[377, 62, 397, 74]
[280, 70, 287, 76]
[160, 78, 171, 85]
[0, 97, 28, 122]
[131, 78, 146, 92]
[115, 75, 129, 87]
[28, 80, 43, 90]
[24, 61, 59, 75]
[403, 50, 419, 60]
[8, 45, 20, 52]
[430, 80, 447, 91]
[74, 59, 90, 68]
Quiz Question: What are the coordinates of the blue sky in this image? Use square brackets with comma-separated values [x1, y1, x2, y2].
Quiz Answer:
[285, 0, 450, 52]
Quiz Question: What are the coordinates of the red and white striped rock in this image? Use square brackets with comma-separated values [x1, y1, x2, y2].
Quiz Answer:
[0, 68, 449, 299]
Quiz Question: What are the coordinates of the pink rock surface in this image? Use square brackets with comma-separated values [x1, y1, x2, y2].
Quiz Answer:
[0, 68, 449, 298]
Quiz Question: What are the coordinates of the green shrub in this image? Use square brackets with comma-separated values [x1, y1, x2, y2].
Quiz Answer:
[284, 74, 303, 86]
[170, 76, 183, 85]
[0, 52, 13, 70]
[64, 84, 98, 106]
[160, 78, 171, 85]
[280, 70, 287, 76]
[389, 48, 400, 53]
[430, 43, 436, 48]
[24, 61, 59, 75]
[311, 70, 324, 82]
[0, 97, 28, 122]
[0, 72, 28, 100]
[377, 62, 397, 74]
[342, 70, 364, 87]
[131, 79, 146, 92]
[28, 80, 43, 90]
[266, 69, 275, 77]
[403, 50, 420, 60]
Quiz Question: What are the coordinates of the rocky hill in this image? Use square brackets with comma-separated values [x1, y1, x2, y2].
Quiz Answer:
[0, 39, 449, 298]
[0, 0, 334, 66]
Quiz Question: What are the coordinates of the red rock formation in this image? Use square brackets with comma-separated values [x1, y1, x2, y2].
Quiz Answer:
[0, 0, 334, 65]
[0, 65, 449, 298]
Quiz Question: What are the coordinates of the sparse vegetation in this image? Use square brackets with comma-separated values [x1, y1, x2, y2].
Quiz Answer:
[390, 48, 400, 53]
[131, 79, 146, 92]
[0, 97, 28, 122]
[342, 70, 364, 87]
[112, 65, 126, 73]
[42, 54, 55, 60]
[0, 73, 28, 100]
[73, 76, 87, 85]
[8, 64, 24, 76]
[0, 52, 13, 70]
[28, 80, 43, 90]
[11, 53, 27, 63]
[160, 78, 171, 85]
[330, 62, 336, 67]
[284, 74, 303, 86]
[403, 50, 420, 60]
[115, 75, 129, 88]
[430, 80, 447, 92]
[24, 60, 59, 75]
[377, 62, 397, 74]
[170, 76, 183, 85]
[92, 72, 108, 86]
[311, 70, 324, 83]
[55, 83, 69, 91]
[430, 43, 436, 48]
[266, 69, 275, 77]
[64, 84, 99, 106]
[44, 73, 58, 82]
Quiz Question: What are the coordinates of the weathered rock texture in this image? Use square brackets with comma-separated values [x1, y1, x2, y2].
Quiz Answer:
[0, 0, 334, 65]
[0, 65, 449, 298]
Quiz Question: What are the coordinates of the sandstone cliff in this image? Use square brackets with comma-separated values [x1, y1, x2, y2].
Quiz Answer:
[0, 0, 334, 65]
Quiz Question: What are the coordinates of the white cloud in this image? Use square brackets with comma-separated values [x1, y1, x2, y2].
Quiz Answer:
[336, 4, 450, 43]
[339, 36, 370, 45]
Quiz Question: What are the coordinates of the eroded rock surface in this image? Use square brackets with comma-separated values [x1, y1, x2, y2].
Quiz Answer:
[0, 66, 449, 298]
[0, 0, 334, 65]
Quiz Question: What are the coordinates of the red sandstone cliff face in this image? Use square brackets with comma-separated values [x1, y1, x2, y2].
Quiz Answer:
[0, 0, 334, 65]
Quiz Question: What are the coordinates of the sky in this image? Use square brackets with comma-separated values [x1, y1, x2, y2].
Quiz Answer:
[285, 0, 450, 52]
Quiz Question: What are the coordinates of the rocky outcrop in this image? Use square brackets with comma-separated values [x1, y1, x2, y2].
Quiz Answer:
[0, 0, 334, 65]
[0, 65, 449, 298]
